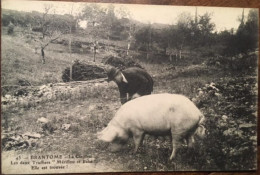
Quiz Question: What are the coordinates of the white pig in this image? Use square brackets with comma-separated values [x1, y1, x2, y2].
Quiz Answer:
[97, 93, 205, 160]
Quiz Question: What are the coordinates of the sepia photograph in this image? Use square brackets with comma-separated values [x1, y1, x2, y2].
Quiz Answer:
[1, 0, 258, 174]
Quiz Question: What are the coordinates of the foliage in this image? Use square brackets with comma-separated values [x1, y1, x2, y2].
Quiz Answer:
[82, 3, 106, 23]
[2, 9, 77, 35]
[62, 60, 107, 82]
[220, 9, 258, 56]
[7, 22, 14, 35]
[193, 77, 257, 170]
[134, 24, 154, 51]
[2, 7, 258, 64]
[102, 55, 143, 70]
[134, 12, 216, 59]
[81, 4, 132, 41]
[235, 9, 258, 54]
[204, 51, 258, 73]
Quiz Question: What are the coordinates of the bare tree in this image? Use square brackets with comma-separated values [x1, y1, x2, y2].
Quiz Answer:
[39, 32, 62, 64]
[41, 4, 53, 39]
[66, 5, 76, 80]
[116, 6, 134, 56]
[82, 4, 105, 61]
[34, 4, 62, 64]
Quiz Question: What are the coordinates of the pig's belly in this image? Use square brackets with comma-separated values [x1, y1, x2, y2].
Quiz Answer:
[145, 129, 171, 136]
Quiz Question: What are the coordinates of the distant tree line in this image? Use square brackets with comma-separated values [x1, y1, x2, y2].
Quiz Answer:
[220, 9, 258, 55]
[2, 9, 77, 35]
[134, 9, 258, 58]
[2, 7, 258, 60]
[80, 4, 133, 41]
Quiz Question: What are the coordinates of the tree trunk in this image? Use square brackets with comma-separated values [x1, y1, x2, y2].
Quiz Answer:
[94, 51, 96, 62]
[69, 50, 72, 81]
[169, 54, 172, 63]
[146, 43, 149, 59]
[179, 39, 184, 59]
[69, 27, 73, 81]
[127, 42, 131, 56]
[41, 47, 45, 64]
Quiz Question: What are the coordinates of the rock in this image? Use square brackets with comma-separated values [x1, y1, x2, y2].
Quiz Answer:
[5, 95, 12, 99]
[209, 82, 216, 87]
[22, 132, 41, 139]
[10, 135, 23, 142]
[239, 123, 255, 129]
[222, 115, 228, 121]
[37, 117, 49, 124]
[215, 92, 221, 97]
[39, 85, 47, 90]
[88, 104, 96, 111]
[191, 98, 197, 103]
[61, 124, 71, 131]
[2, 97, 9, 105]
[208, 82, 219, 92]
[198, 90, 204, 96]
[250, 136, 257, 141]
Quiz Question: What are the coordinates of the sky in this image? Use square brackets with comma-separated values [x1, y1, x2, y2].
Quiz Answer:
[2, 0, 255, 32]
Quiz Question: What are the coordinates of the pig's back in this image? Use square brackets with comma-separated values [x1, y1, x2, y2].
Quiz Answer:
[114, 93, 202, 132]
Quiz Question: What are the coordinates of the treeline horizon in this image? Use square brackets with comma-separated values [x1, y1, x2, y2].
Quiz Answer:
[2, 5, 258, 59]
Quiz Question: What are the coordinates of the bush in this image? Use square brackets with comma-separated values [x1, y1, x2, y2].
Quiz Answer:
[102, 55, 143, 70]
[62, 60, 107, 82]
[7, 23, 14, 35]
[193, 77, 257, 170]
[204, 52, 258, 73]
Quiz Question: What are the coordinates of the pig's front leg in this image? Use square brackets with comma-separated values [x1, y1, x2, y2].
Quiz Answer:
[133, 131, 145, 153]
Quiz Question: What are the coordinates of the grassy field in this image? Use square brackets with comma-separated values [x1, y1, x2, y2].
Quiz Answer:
[1, 29, 257, 172]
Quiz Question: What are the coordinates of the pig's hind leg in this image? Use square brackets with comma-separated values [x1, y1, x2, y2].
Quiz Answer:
[186, 135, 195, 148]
[184, 125, 197, 148]
[169, 133, 182, 160]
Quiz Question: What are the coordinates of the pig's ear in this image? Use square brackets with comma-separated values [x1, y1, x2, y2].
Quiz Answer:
[98, 127, 118, 142]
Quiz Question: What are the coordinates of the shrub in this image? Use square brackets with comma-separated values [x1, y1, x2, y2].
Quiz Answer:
[62, 60, 107, 82]
[7, 23, 14, 35]
[193, 77, 257, 170]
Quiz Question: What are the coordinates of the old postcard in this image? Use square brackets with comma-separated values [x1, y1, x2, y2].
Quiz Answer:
[1, 0, 258, 174]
